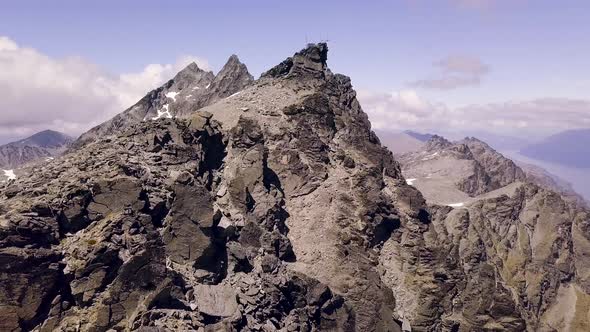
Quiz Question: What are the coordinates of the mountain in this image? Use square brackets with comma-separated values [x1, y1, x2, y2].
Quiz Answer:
[396, 135, 590, 330]
[396, 135, 527, 205]
[374, 130, 425, 154]
[403, 130, 433, 142]
[0, 130, 73, 170]
[520, 129, 590, 168]
[73, 55, 253, 148]
[1, 44, 590, 331]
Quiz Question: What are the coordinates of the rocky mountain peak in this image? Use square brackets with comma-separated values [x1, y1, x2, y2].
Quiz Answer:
[218, 54, 248, 74]
[16, 130, 72, 149]
[261, 42, 329, 79]
[424, 134, 452, 151]
[225, 54, 241, 65]
[170, 62, 215, 91]
[461, 136, 488, 146]
[3, 43, 590, 332]
[178, 61, 203, 74]
[206, 54, 253, 98]
[74, 56, 253, 148]
[0, 130, 73, 169]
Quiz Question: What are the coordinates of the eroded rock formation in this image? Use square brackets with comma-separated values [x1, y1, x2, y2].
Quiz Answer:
[1, 44, 589, 332]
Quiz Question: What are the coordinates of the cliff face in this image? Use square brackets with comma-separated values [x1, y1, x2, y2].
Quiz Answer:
[0, 44, 589, 332]
[395, 133, 590, 331]
[382, 183, 590, 331]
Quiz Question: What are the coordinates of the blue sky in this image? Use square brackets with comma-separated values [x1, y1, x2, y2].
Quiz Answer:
[1, 0, 589, 141]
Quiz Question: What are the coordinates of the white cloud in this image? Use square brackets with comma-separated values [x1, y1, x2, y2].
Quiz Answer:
[358, 89, 590, 138]
[0, 36, 210, 140]
[357, 89, 451, 130]
[410, 55, 490, 90]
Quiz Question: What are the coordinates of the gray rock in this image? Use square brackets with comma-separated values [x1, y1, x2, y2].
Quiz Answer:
[194, 284, 238, 317]
[1, 43, 589, 332]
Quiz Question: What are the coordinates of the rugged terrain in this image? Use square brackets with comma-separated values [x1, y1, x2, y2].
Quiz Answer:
[395, 135, 590, 330]
[1, 44, 589, 332]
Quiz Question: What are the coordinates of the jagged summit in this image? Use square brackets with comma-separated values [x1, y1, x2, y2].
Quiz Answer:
[461, 136, 490, 146]
[424, 134, 452, 151]
[0, 43, 416, 331]
[219, 54, 247, 73]
[205, 54, 253, 99]
[2, 43, 590, 331]
[261, 42, 329, 79]
[180, 61, 204, 73]
[225, 54, 241, 64]
[73, 54, 253, 148]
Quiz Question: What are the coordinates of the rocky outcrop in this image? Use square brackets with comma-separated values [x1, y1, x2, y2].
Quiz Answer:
[0, 111, 353, 331]
[1, 43, 589, 332]
[0, 44, 401, 331]
[423, 135, 452, 151]
[381, 182, 590, 331]
[460, 137, 526, 194]
[394, 133, 590, 331]
[73, 55, 253, 148]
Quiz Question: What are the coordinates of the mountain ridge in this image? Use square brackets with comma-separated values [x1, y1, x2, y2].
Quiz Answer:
[0, 129, 73, 170]
[0, 44, 589, 331]
[73, 55, 253, 149]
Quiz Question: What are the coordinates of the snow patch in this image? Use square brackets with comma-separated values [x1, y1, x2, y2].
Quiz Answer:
[165, 91, 179, 102]
[406, 178, 416, 185]
[152, 104, 173, 120]
[186, 94, 193, 98]
[228, 91, 241, 98]
[421, 152, 439, 161]
[3, 169, 16, 181]
[192, 86, 200, 90]
[447, 202, 465, 208]
[45, 157, 54, 162]
[205, 84, 211, 89]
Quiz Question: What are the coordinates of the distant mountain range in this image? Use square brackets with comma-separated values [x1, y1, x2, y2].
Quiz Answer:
[520, 129, 590, 168]
[73, 55, 253, 148]
[403, 130, 433, 142]
[0, 129, 73, 169]
[374, 130, 425, 154]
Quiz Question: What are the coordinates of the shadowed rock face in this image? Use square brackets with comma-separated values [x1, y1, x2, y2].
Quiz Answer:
[1, 44, 590, 332]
